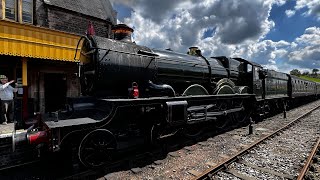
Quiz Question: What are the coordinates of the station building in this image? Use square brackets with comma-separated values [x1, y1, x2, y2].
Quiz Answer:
[0, 0, 116, 126]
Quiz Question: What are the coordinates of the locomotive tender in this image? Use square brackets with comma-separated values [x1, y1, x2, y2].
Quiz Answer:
[13, 24, 320, 167]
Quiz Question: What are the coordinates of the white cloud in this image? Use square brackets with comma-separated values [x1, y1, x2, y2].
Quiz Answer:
[289, 46, 320, 61]
[235, 27, 320, 71]
[117, 0, 280, 47]
[114, 0, 319, 72]
[217, 26, 320, 72]
[233, 40, 290, 67]
[285, 10, 296, 17]
[295, 27, 320, 45]
[294, 0, 320, 20]
[288, 27, 320, 68]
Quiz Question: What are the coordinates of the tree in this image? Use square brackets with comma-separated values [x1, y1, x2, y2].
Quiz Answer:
[302, 71, 309, 76]
[290, 69, 301, 76]
[312, 68, 319, 76]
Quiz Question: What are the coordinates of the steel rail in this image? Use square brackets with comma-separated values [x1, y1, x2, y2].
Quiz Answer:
[0, 159, 40, 172]
[193, 105, 320, 180]
[297, 136, 320, 180]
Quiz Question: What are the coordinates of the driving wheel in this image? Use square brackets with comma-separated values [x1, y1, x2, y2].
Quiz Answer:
[78, 129, 117, 167]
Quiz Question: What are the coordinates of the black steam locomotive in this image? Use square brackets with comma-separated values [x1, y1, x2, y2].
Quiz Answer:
[79, 24, 245, 98]
[13, 24, 320, 167]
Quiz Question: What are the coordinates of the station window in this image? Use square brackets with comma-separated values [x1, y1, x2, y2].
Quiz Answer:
[21, 0, 32, 23]
[2, 0, 33, 24]
[4, 0, 16, 21]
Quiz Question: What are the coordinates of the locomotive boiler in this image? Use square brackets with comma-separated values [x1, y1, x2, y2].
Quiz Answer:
[79, 24, 244, 98]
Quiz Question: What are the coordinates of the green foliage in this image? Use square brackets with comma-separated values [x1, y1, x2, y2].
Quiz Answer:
[299, 75, 320, 83]
[289, 68, 320, 82]
[302, 71, 309, 75]
[312, 68, 319, 75]
[289, 69, 301, 76]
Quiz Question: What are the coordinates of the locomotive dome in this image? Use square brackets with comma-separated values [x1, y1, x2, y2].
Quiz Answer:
[112, 24, 134, 42]
[188, 47, 202, 56]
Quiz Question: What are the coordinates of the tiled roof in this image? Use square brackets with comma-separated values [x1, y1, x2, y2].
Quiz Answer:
[44, 0, 116, 24]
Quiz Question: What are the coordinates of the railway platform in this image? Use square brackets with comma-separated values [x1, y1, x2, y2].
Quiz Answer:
[0, 112, 57, 139]
[0, 122, 26, 140]
[0, 122, 15, 137]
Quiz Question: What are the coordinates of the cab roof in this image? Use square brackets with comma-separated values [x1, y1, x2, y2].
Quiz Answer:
[232, 58, 262, 68]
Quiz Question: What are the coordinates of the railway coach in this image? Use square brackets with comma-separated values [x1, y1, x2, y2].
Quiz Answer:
[289, 75, 318, 98]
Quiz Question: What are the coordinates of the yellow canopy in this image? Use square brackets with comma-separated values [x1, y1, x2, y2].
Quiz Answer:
[0, 20, 82, 62]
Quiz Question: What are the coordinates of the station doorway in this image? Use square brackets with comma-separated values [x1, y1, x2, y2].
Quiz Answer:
[44, 73, 67, 113]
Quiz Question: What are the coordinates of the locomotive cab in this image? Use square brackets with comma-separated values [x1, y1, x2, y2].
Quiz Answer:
[78, 36, 97, 96]
[233, 58, 265, 98]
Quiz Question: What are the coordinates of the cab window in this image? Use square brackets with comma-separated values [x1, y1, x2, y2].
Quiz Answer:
[247, 64, 252, 73]
[254, 67, 260, 80]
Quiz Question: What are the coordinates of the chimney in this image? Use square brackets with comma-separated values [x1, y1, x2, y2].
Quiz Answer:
[112, 24, 134, 42]
[188, 47, 202, 56]
[86, 21, 95, 36]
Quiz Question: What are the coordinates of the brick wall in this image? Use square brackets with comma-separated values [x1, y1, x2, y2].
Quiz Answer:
[35, 0, 113, 38]
[35, 0, 49, 27]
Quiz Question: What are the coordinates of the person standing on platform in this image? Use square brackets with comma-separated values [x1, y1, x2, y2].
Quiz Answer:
[0, 75, 17, 125]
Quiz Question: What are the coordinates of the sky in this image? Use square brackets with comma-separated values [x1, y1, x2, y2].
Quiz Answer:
[110, 0, 320, 73]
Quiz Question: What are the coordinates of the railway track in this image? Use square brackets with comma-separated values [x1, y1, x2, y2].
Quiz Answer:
[194, 105, 320, 180]
[298, 137, 320, 180]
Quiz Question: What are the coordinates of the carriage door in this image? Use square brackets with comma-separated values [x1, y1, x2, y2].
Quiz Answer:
[253, 66, 263, 99]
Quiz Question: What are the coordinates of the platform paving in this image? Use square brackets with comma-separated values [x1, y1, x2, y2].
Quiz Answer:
[0, 123, 15, 137]
[0, 123, 26, 138]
